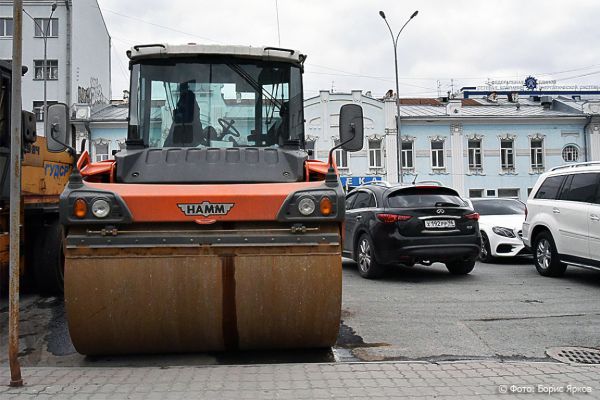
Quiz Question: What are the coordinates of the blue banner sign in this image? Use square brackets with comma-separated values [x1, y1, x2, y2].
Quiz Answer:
[341, 176, 383, 190]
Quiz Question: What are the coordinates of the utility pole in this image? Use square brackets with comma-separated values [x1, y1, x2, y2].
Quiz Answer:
[9, 0, 24, 387]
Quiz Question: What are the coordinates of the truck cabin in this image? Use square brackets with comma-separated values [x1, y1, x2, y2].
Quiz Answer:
[113, 44, 310, 184]
[126, 45, 305, 151]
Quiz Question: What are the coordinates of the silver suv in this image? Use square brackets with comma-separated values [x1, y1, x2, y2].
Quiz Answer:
[522, 162, 600, 277]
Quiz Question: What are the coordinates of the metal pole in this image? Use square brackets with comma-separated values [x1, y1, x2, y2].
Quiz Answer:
[392, 44, 403, 183]
[379, 10, 418, 184]
[43, 5, 56, 124]
[9, 0, 24, 387]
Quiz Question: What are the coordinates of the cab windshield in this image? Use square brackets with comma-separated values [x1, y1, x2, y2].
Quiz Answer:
[128, 58, 304, 149]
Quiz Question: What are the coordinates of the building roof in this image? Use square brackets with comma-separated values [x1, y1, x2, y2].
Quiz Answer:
[91, 104, 129, 121]
[400, 104, 584, 119]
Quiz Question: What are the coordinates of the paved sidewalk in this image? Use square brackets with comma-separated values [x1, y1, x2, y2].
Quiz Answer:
[1, 360, 598, 399]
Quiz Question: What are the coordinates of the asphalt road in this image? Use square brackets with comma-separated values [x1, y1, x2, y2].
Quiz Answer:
[340, 257, 600, 362]
[1, 257, 599, 367]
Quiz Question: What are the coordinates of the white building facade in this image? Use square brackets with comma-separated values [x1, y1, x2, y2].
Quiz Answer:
[303, 91, 600, 200]
[0, 0, 111, 134]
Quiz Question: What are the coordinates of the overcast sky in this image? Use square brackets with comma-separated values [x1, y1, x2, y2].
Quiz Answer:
[97, 0, 600, 100]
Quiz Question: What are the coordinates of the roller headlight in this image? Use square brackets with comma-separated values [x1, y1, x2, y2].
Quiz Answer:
[492, 226, 516, 238]
[298, 197, 316, 216]
[91, 199, 111, 218]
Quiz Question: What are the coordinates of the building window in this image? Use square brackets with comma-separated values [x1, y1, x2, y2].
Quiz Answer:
[94, 142, 109, 162]
[562, 144, 579, 163]
[334, 139, 348, 169]
[34, 18, 58, 38]
[486, 189, 496, 197]
[430, 140, 445, 169]
[500, 139, 514, 171]
[368, 138, 383, 168]
[468, 139, 482, 171]
[530, 137, 544, 170]
[469, 189, 483, 198]
[0, 18, 13, 37]
[498, 188, 520, 198]
[32, 100, 57, 122]
[401, 140, 414, 169]
[34, 60, 58, 80]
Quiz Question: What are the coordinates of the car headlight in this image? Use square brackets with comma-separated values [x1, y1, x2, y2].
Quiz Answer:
[91, 199, 111, 218]
[298, 197, 316, 216]
[492, 226, 516, 238]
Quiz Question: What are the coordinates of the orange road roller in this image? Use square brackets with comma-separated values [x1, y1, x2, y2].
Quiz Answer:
[46, 43, 364, 355]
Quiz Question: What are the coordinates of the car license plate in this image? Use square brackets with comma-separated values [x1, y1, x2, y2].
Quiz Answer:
[425, 220, 456, 228]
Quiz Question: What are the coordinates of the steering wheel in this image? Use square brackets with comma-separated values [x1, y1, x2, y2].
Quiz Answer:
[217, 118, 241, 138]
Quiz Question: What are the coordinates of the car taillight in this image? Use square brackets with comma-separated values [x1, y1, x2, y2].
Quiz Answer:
[376, 213, 412, 223]
[464, 212, 480, 221]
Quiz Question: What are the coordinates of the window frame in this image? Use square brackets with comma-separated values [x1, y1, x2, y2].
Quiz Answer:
[430, 139, 445, 169]
[334, 139, 348, 170]
[33, 18, 59, 38]
[562, 144, 580, 163]
[530, 137, 545, 171]
[0, 18, 14, 37]
[467, 138, 483, 171]
[33, 60, 59, 81]
[368, 138, 383, 169]
[94, 141, 110, 163]
[500, 138, 514, 171]
[401, 140, 414, 170]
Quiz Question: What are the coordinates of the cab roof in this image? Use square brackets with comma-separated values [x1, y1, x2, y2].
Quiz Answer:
[127, 43, 305, 66]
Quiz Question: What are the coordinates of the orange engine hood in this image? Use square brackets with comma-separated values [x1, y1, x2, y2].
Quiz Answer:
[86, 181, 328, 223]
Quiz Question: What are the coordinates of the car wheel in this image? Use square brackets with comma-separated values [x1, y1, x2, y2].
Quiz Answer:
[355, 234, 385, 279]
[533, 232, 567, 277]
[478, 232, 494, 263]
[445, 259, 475, 275]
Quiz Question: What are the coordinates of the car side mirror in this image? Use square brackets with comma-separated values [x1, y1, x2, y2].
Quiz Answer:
[45, 103, 70, 153]
[339, 104, 364, 152]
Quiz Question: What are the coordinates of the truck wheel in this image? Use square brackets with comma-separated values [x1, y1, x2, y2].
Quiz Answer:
[34, 218, 65, 296]
[533, 232, 566, 277]
[355, 234, 385, 279]
[446, 259, 475, 275]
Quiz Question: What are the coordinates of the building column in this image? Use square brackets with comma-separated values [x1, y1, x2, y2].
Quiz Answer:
[383, 98, 398, 183]
[450, 124, 465, 196]
[586, 118, 600, 161]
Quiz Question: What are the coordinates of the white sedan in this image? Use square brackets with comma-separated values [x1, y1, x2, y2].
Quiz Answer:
[470, 198, 529, 262]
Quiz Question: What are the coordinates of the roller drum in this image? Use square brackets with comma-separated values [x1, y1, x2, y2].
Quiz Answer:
[65, 238, 342, 355]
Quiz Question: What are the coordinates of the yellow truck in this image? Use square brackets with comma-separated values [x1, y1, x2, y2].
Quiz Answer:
[0, 59, 73, 294]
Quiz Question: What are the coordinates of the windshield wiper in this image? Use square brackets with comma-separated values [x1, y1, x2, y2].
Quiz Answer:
[226, 64, 284, 110]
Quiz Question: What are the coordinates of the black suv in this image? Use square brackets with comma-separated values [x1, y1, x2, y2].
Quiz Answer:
[343, 184, 481, 278]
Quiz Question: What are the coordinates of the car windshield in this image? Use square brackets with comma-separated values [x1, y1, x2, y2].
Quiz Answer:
[128, 58, 304, 149]
[387, 187, 467, 208]
[471, 199, 525, 215]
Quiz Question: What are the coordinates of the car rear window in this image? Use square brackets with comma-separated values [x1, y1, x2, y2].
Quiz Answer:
[387, 187, 466, 208]
[471, 199, 525, 215]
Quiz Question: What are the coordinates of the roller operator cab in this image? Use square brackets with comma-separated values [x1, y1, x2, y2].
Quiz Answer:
[46, 44, 364, 355]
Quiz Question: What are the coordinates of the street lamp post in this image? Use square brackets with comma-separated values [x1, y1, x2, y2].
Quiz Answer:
[23, 2, 57, 124]
[379, 10, 418, 184]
